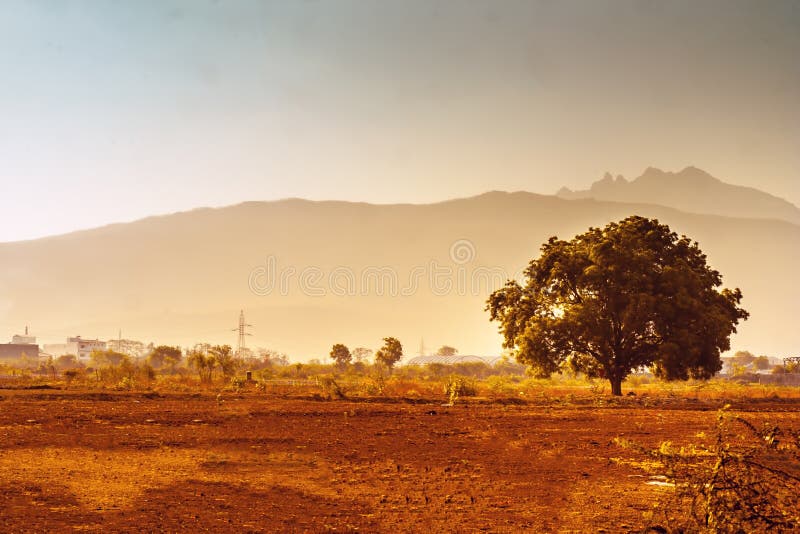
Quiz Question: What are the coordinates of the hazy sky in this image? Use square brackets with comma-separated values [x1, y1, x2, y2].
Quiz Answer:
[1, 0, 798, 242]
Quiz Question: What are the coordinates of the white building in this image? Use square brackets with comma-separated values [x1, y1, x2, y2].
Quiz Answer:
[43, 336, 107, 361]
[11, 326, 36, 345]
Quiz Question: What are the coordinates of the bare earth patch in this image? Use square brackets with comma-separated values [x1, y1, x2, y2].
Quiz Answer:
[1, 390, 798, 532]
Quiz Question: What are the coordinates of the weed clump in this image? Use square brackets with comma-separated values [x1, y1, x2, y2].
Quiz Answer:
[317, 375, 346, 399]
[444, 375, 477, 404]
[618, 406, 800, 533]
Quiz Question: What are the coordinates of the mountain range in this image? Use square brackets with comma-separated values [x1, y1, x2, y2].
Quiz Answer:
[1, 167, 797, 360]
[557, 166, 800, 225]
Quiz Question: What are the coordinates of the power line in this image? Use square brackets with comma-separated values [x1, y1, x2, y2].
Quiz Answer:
[231, 310, 253, 356]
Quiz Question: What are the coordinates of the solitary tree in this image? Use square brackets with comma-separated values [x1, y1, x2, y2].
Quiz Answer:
[329, 343, 352, 368]
[375, 337, 403, 369]
[487, 216, 748, 395]
[436, 345, 458, 357]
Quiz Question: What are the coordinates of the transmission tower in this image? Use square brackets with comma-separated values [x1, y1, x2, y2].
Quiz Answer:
[232, 310, 253, 356]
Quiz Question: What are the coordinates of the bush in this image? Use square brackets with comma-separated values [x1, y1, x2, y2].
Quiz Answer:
[116, 376, 134, 391]
[228, 376, 247, 391]
[444, 375, 477, 404]
[317, 375, 346, 399]
[485, 375, 520, 396]
[618, 407, 800, 532]
[63, 368, 81, 387]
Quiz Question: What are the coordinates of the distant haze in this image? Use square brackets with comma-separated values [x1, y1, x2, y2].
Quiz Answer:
[1, 1, 798, 241]
[1, 168, 797, 361]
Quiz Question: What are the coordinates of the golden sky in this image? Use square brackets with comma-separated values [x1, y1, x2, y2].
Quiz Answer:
[0, 0, 797, 241]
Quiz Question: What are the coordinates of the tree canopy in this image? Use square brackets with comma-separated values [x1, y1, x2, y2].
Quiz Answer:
[375, 337, 403, 369]
[351, 347, 373, 363]
[90, 349, 129, 368]
[487, 216, 748, 395]
[436, 345, 458, 357]
[329, 343, 352, 367]
[146, 345, 182, 369]
[209, 344, 238, 378]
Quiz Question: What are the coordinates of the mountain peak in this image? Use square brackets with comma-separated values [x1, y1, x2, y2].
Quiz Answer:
[641, 166, 667, 178]
[556, 166, 799, 224]
[635, 166, 719, 184]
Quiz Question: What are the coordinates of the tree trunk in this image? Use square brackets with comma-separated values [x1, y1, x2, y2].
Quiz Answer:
[609, 376, 623, 396]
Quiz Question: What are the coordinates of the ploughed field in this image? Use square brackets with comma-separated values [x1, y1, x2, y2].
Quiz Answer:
[1, 390, 798, 533]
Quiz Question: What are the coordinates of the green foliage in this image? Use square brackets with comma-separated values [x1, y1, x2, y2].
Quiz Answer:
[487, 216, 748, 395]
[185, 344, 239, 382]
[370, 366, 388, 395]
[492, 355, 527, 376]
[256, 348, 290, 367]
[90, 349, 128, 368]
[229, 376, 247, 391]
[375, 337, 403, 369]
[731, 350, 756, 366]
[451, 361, 492, 378]
[62, 368, 80, 386]
[117, 376, 134, 391]
[773, 361, 800, 374]
[444, 375, 477, 404]
[55, 354, 79, 369]
[210, 344, 239, 378]
[141, 363, 156, 381]
[753, 355, 770, 370]
[329, 343, 352, 368]
[147, 345, 182, 371]
[730, 362, 748, 377]
[436, 345, 458, 357]
[485, 375, 521, 395]
[187, 346, 216, 383]
[351, 347, 373, 363]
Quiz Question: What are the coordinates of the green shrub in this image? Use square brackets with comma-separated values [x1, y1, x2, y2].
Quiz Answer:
[485, 375, 518, 395]
[444, 375, 477, 404]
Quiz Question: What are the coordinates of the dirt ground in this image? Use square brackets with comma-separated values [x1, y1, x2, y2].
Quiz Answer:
[1, 389, 798, 533]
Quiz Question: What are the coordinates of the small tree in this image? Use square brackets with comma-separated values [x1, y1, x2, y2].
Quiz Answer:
[753, 355, 771, 371]
[210, 344, 238, 378]
[732, 350, 756, 366]
[487, 216, 748, 395]
[351, 347, 373, 363]
[89, 349, 127, 368]
[375, 337, 403, 369]
[257, 348, 289, 367]
[436, 345, 458, 357]
[45, 355, 56, 379]
[187, 348, 216, 383]
[55, 354, 79, 369]
[329, 343, 352, 368]
[147, 345, 182, 370]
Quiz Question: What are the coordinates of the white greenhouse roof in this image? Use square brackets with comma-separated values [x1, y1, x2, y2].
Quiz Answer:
[406, 354, 503, 366]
